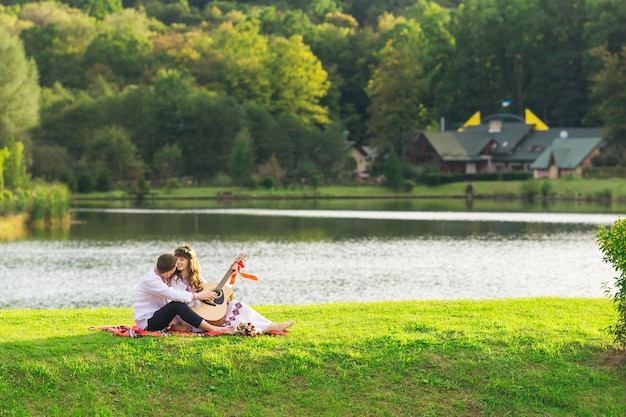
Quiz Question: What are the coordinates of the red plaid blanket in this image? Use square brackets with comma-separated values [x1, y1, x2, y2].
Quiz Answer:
[92, 325, 286, 338]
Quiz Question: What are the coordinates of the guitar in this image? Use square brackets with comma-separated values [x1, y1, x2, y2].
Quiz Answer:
[192, 253, 247, 325]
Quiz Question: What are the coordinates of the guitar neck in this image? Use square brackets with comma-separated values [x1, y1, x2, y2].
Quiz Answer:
[210, 254, 246, 292]
[212, 263, 237, 292]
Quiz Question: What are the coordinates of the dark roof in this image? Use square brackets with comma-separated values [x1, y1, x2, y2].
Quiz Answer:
[417, 125, 604, 167]
[530, 137, 604, 169]
[508, 127, 603, 163]
[421, 131, 473, 161]
[461, 123, 534, 156]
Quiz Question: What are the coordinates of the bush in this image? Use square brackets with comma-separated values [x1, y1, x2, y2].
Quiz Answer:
[96, 171, 112, 192]
[213, 173, 232, 186]
[247, 176, 259, 190]
[519, 181, 539, 200]
[540, 181, 552, 197]
[76, 173, 94, 193]
[422, 173, 443, 186]
[597, 218, 626, 347]
[165, 178, 182, 190]
[501, 171, 532, 181]
[261, 177, 275, 189]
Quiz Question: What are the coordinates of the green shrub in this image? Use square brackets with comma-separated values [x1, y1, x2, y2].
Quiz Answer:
[77, 173, 94, 193]
[519, 181, 539, 200]
[422, 173, 442, 186]
[540, 181, 552, 197]
[213, 173, 232, 186]
[247, 176, 259, 190]
[261, 177, 275, 189]
[165, 178, 182, 190]
[501, 171, 533, 181]
[96, 170, 112, 192]
[597, 217, 626, 347]
[27, 183, 70, 224]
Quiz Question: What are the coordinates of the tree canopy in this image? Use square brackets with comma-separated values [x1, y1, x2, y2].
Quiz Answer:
[0, 0, 625, 189]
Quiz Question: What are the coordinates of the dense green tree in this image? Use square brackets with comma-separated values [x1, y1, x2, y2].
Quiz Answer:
[19, 1, 95, 88]
[84, 27, 152, 86]
[256, 6, 316, 37]
[444, 0, 520, 124]
[266, 34, 330, 125]
[83, 125, 144, 183]
[307, 0, 341, 22]
[152, 143, 182, 182]
[211, 21, 330, 126]
[335, 26, 379, 142]
[366, 16, 433, 143]
[343, 0, 417, 26]
[404, 0, 454, 126]
[134, 69, 193, 163]
[301, 121, 348, 180]
[147, 0, 206, 26]
[243, 103, 288, 165]
[6, 0, 626, 186]
[2, 136, 28, 189]
[65, 0, 123, 20]
[526, 0, 588, 126]
[585, 0, 626, 55]
[180, 93, 247, 181]
[383, 145, 403, 189]
[229, 128, 255, 186]
[0, 147, 9, 192]
[0, 26, 39, 138]
[589, 45, 626, 145]
[257, 153, 285, 185]
[306, 21, 354, 123]
[90, 9, 153, 84]
[30, 143, 72, 182]
[212, 21, 273, 107]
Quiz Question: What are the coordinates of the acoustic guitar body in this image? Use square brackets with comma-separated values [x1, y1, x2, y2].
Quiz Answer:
[191, 281, 233, 324]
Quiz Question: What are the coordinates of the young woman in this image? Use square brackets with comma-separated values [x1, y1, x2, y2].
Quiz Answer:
[133, 253, 234, 334]
[172, 244, 295, 334]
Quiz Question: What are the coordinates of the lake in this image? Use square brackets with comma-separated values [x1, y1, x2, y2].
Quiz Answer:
[0, 198, 622, 309]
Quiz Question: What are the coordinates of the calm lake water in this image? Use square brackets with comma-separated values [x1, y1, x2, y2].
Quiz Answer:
[0, 198, 623, 309]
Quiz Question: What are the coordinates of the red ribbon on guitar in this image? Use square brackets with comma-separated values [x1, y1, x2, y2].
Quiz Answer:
[229, 260, 258, 284]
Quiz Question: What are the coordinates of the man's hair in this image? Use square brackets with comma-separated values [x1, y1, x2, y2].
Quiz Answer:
[156, 253, 177, 273]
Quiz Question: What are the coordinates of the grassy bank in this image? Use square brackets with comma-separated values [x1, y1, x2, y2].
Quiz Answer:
[0, 213, 28, 241]
[1, 298, 624, 416]
[72, 178, 626, 202]
[0, 183, 71, 236]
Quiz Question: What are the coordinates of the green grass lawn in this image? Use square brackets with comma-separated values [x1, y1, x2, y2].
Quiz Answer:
[74, 178, 626, 201]
[1, 298, 624, 416]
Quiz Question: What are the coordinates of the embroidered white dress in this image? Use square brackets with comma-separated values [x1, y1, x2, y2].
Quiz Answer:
[176, 277, 272, 332]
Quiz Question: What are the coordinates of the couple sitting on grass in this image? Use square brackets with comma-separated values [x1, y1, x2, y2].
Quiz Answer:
[133, 243, 295, 335]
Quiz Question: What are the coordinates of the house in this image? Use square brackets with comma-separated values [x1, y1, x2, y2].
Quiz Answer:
[404, 109, 605, 178]
[529, 136, 604, 179]
[346, 142, 378, 177]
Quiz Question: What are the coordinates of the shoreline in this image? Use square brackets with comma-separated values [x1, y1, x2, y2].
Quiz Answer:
[70, 194, 624, 203]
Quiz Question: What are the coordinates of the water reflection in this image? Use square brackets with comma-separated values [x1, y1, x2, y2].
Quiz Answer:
[73, 196, 626, 214]
[69, 208, 616, 241]
[0, 207, 618, 309]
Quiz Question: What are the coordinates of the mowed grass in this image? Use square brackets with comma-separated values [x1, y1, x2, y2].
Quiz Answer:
[1, 298, 624, 416]
[74, 178, 626, 201]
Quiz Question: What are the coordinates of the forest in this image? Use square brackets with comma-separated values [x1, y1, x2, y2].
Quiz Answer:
[0, 0, 625, 192]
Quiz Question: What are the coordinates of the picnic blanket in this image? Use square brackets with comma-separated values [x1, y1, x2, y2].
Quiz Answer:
[92, 325, 287, 338]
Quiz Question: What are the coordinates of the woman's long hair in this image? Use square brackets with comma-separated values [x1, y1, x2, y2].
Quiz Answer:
[174, 243, 204, 290]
